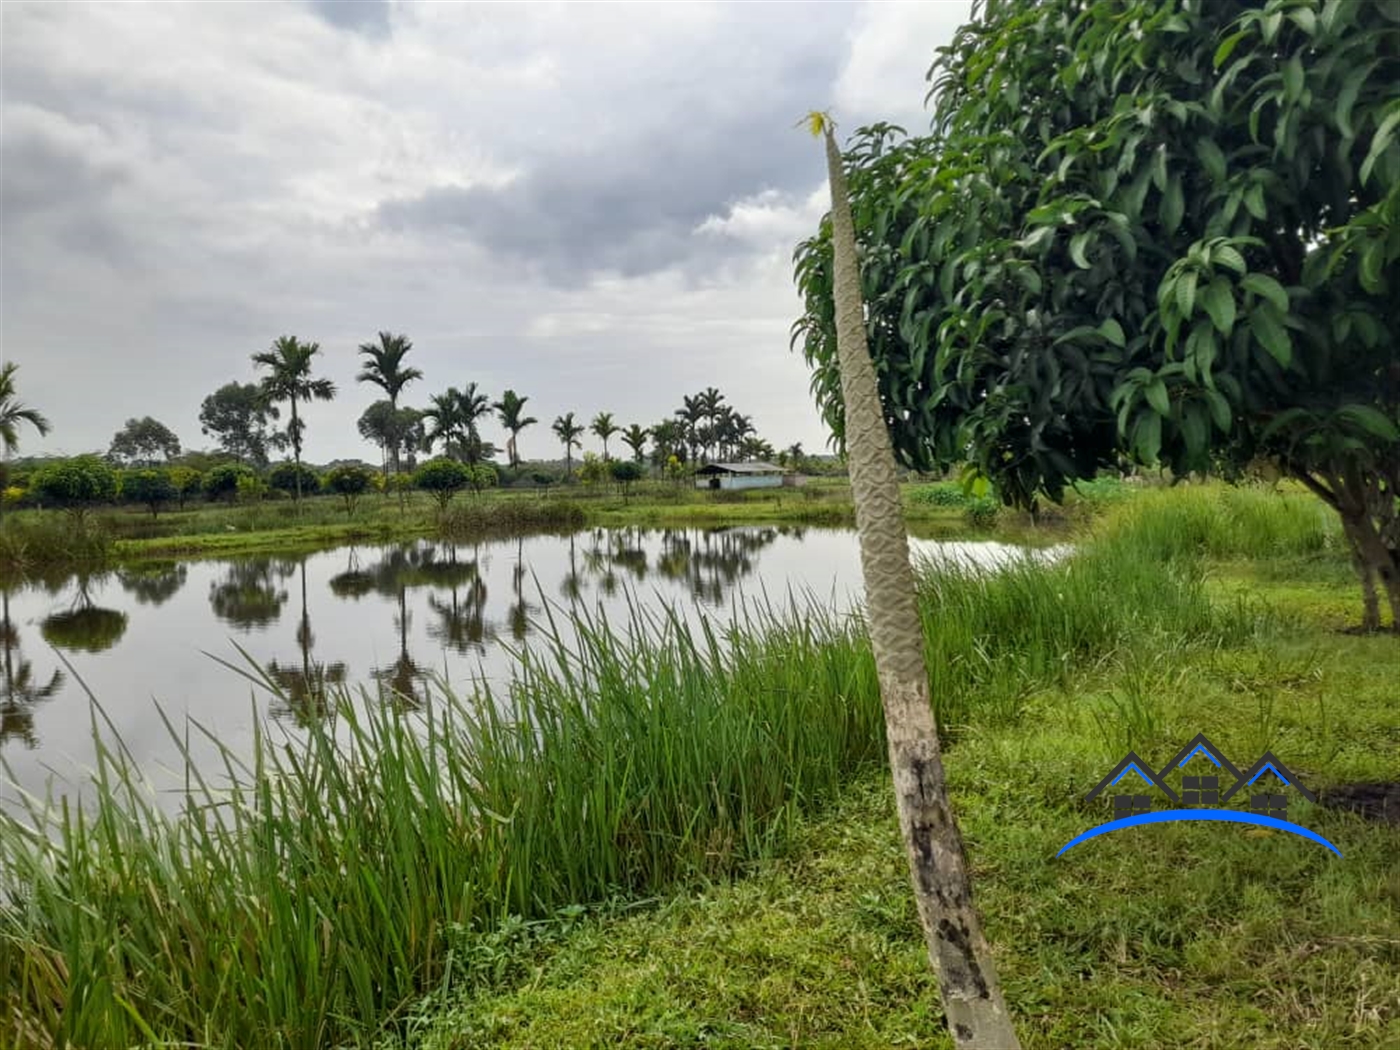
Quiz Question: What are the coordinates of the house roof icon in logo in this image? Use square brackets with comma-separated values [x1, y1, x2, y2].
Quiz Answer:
[1221, 751, 1317, 803]
[1085, 750, 1179, 805]
[1156, 732, 1243, 784]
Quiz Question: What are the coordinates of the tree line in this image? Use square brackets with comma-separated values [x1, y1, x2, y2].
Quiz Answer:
[0, 337, 816, 520]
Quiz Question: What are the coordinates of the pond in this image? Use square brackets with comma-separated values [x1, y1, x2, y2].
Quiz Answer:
[0, 526, 1068, 819]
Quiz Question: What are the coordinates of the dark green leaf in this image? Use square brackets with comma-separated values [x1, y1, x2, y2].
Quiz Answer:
[1145, 378, 1171, 416]
[1337, 406, 1400, 441]
[1250, 304, 1292, 367]
[1241, 272, 1289, 312]
[1137, 413, 1162, 464]
[1213, 30, 1248, 70]
[1196, 138, 1227, 182]
[1243, 183, 1267, 220]
[1214, 244, 1247, 273]
[1360, 105, 1400, 185]
[1201, 276, 1236, 335]
[1098, 318, 1126, 347]
[1336, 62, 1378, 140]
[1176, 270, 1197, 318]
[1204, 389, 1232, 430]
[1161, 173, 1184, 233]
[1069, 231, 1092, 269]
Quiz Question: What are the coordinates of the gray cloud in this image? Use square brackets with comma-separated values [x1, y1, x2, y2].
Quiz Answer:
[374, 19, 850, 285]
[0, 0, 970, 462]
[307, 0, 393, 38]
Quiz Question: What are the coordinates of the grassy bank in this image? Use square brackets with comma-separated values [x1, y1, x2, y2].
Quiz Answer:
[2, 484, 1247, 1049]
[1, 475, 1090, 568]
[5, 482, 1388, 1050]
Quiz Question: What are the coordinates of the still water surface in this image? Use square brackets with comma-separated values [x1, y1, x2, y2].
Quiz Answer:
[1, 526, 1065, 818]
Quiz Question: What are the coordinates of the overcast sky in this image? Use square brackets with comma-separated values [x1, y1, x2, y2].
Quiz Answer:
[1, 0, 971, 464]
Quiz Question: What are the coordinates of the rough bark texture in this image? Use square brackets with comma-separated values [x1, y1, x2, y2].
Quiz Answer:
[821, 124, 1021, 1049]
[1292, 461, 1400, 633]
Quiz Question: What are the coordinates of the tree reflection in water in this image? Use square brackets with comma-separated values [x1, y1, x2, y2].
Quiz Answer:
[425, 543, 493, 656]
[40, 569, 128, 654]
[209, 557, 294, 629]
[265, 558, 346, 727]
[1, 585, 63, 749]
[372, 582, 427, 711]
[506, 535, 536, 642]
[115, 562, 188, 607]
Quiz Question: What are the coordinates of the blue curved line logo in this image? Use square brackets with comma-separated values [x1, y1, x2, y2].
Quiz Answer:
[1057, 809, 1343, 857]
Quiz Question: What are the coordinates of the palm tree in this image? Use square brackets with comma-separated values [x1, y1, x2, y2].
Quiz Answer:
[421, 391, 462, 458]
[0, 362, 52, 455]
[698, 387, 727, 461]
[0, 362, 52, 506]
[251, 336, 337, 507]
[813, 114, 1018, 1047]
[455, 384, 493, 465]
[552, 413, 584, 481]
[493, 390, 538, 470]
[621, 424, 650, 464]
[676, 395, 706, 465]
[356, 332, 422, 473]
[591, 412, 619, 460]
[650, 418, 685, 467]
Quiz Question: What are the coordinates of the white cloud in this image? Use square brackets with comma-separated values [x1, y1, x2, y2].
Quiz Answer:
[1, 0, 970, 462]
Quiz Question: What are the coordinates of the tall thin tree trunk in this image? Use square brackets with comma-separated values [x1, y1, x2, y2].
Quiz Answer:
[291, 397, 303, 510]
[819, 121, 1020, 1049]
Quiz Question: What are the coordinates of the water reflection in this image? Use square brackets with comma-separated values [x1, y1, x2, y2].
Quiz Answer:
[116, 563, 188, 607]
[0, 526, 1067, 803]
[39, 570, 129, 653]
[425, 545, 493, 656]
[264, 558, 346, 726]
[1, 587, 64, 748]
[210, 557, 294, 630]
[371, 583, 428, 710]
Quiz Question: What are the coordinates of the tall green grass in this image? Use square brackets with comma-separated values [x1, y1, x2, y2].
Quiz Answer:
[1094, 481, 1340, 562]
[0, 493, 1290, 1049]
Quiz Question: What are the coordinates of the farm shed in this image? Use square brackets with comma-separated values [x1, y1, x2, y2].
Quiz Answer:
[694, 462, 786, 490]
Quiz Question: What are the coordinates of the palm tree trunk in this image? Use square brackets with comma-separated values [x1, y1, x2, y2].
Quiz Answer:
[820, 122, 1020, 1050]
[291, 397, 302, 509]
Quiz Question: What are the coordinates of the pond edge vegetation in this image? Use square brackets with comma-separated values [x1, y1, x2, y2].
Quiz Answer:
[0, 484, 1347, 1049]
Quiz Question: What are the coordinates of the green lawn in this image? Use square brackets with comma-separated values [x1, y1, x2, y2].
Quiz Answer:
[392, 522, 1400, 1050]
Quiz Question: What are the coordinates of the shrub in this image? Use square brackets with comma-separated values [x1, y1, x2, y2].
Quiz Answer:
[414, 457, 472, 511]
[465, 464, 498, 496]
[236, 474, 268, 504]
[203, 464, 257, 503]
[323, 464, 376, 515]
[167, 466, 203, 510]
[963, 497, 1000, 530]
[267, 462, 321, 497]
[610, 460, 643, 501]
[30, 456, 118, 525]
[908, 482, 970, 507]
[119, 468, 178, 518]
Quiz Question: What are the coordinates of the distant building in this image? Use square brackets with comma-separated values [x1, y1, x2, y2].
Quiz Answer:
[695, 462, 787, 491]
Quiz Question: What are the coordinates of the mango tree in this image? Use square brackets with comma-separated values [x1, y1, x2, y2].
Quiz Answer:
[323, 465, 375, 516]
[793, 0, 1400, 630]
[30, 456, 117, 528]
[414, 457, 471, 512]
[119, 468, 178, 518]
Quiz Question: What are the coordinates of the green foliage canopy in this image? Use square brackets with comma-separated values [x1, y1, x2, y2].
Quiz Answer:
[793, 0, 1400, 626]
[413, 457, 472, 510]
[31, 456, 118, 522]
[119, 468, 178, 518]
